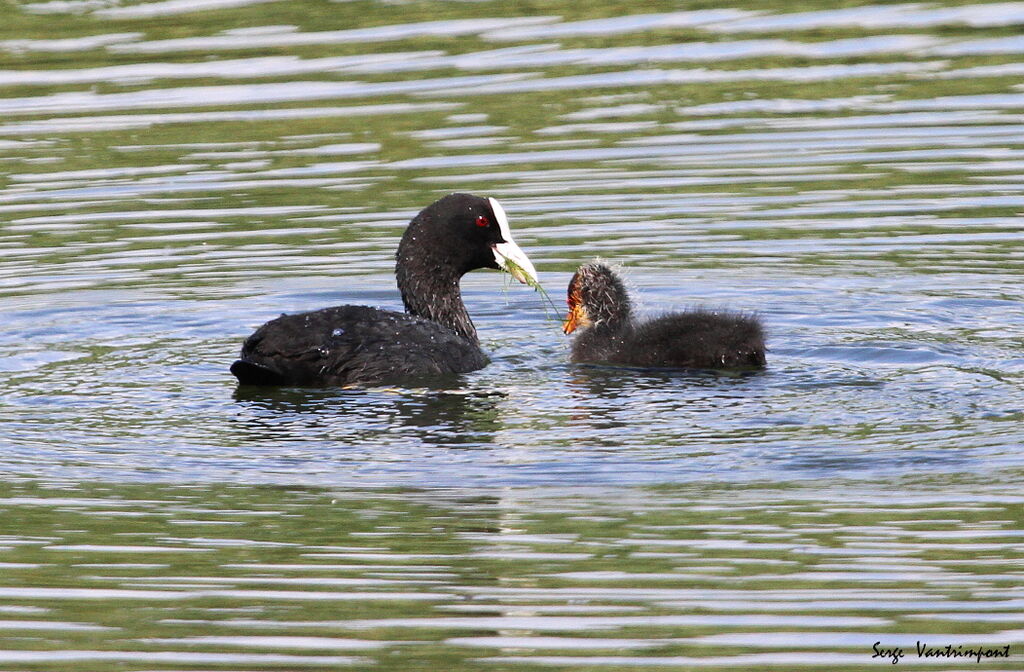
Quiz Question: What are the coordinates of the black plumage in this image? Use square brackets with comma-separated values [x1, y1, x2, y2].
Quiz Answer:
[563, 262, 766, 370]
[231, 193, 538, 387]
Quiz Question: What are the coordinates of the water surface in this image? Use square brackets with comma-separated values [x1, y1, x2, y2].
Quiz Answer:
[2, 0, 1024, 668]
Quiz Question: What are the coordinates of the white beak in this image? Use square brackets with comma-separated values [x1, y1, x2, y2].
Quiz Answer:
[488, 197, 539, 286]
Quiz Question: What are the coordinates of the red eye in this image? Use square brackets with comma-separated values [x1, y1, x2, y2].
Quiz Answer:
[475, 215, 490, 228]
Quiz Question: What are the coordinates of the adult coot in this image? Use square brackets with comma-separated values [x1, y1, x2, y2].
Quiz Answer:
[231, 193, 539, 386]
[562, 261, 765, 370]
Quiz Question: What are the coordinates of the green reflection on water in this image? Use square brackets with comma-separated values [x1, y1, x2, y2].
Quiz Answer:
[0, 479, 1020, 670]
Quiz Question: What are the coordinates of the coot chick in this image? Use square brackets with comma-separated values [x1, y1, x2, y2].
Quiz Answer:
[231, 193, 539, 386]
[563, 262, 765, 370]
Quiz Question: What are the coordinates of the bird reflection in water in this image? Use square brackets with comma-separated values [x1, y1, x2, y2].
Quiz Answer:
[232, 383, 504, 450]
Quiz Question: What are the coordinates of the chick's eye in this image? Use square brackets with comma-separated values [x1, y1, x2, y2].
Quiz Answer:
[475, 215, 490, 228]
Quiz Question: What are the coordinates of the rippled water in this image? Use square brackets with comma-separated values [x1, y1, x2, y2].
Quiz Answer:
[2, 0, 1024, 668]
[0, 482, 1022, 668]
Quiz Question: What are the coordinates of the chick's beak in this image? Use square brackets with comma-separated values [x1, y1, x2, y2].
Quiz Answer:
[563, 302, 589, 335]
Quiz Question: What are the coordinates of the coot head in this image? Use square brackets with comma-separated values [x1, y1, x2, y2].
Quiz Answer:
[395, 193, 539, 342]
[563, 261, 632, 335]
[398, 193, 537, 284]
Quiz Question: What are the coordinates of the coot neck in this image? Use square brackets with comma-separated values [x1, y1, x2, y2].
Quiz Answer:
[395, 233, 478, 344]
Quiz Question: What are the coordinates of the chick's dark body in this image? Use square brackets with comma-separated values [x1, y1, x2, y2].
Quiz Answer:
[565, 262, 766, 371]
[571, 309, 765, 369]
